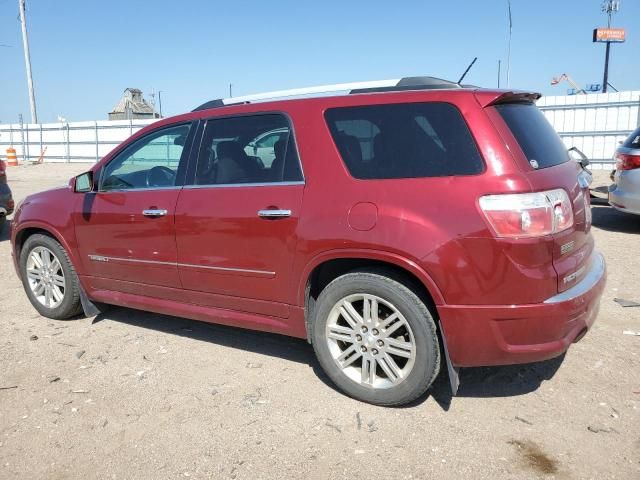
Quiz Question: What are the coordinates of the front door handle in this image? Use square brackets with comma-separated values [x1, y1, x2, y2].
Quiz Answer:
[142, 209, 168, 217]
[258, 209, 291, 219]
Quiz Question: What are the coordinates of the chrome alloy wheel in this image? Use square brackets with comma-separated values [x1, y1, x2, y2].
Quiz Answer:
[325, 294, 416, 389]
[26, 246, 66, 309]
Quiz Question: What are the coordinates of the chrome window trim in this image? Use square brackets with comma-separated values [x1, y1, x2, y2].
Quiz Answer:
[183, 180, 304, 190]
[96, 186, 184, 193]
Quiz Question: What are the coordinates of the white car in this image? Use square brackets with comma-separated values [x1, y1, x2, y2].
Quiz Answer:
[244, 128, 289, 167]
[609, 127, 640, 215]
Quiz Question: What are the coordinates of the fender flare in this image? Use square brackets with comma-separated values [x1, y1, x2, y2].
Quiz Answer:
[13, 220, 84, 277]
[296, 248, 445, 307]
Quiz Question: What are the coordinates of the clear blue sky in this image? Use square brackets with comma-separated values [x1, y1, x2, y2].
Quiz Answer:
[0, 0, 638, 123]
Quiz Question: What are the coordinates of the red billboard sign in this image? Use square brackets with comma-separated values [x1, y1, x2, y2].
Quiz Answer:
[593, 28, 626, 43]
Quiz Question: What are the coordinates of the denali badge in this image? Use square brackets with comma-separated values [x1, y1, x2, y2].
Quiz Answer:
[88, 255, 109, 262]
[560, 241, 575, 255]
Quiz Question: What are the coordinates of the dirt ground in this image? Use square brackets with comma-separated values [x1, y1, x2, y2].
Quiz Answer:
[0, 163, 638, 480]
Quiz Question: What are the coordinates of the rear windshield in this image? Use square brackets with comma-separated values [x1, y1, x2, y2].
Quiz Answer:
[496, 103, 569, 169]
[324, 102, 484, 179]
[623, 127, 640, 149]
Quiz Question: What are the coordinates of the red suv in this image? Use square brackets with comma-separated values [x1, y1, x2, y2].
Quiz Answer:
[10, 77, 605, 405]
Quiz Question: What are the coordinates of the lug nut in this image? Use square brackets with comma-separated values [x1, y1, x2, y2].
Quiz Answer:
[355, 334, 362, 342]
[372, 328, 379, 335]
[361, 326, 368, 333]
[361, 346, 367, 352]
[372, 348, 378, 355]
[377, 340, 384, 347]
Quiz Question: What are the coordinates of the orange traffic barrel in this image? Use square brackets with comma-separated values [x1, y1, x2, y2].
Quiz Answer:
[6, 148, 18, 167]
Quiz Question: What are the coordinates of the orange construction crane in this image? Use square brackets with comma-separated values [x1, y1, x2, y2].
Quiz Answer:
[551, 74, 586, 94]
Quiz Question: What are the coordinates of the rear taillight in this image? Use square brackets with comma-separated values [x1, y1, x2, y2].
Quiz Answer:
[479, 189, 574, 238]
[0, 160, 5, 176]
[615, 153, 640, 171]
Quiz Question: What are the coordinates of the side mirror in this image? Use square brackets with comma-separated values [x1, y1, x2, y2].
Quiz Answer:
[74, 171, 94, 193]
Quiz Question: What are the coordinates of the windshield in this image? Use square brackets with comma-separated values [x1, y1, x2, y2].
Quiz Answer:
[496, 103, 569, 169]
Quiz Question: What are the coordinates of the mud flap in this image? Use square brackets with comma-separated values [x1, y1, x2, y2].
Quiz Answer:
[438, 319, 460, 396]
[79, 285, 103, 317]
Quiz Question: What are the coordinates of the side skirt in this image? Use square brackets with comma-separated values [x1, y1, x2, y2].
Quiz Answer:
[85, 286, 307, 339]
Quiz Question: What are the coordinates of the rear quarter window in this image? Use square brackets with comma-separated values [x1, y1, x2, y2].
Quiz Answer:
[622, 127, 640, 149]
[324, 102, 484, 179]
[495, 103, 569, 169]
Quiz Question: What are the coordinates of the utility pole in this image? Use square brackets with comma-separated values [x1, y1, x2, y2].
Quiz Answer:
[506, 0, 512, 88]
[601, 0, 620, 93]
[18, 0, 38, 124]
[158, 91, 163, 118]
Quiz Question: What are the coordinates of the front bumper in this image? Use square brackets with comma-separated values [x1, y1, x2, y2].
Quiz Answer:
[438, 251, 606, 367]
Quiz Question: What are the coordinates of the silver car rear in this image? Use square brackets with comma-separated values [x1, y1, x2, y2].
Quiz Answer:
[609, 128, 640, 215]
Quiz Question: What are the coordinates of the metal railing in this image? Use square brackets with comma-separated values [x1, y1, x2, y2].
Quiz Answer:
[0, 119, 157, 163]
[538, 91, 640, 166]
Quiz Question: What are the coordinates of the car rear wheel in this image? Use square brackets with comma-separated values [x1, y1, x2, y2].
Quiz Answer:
[20, 234, 82, 320]
[311, 271, 440, 406]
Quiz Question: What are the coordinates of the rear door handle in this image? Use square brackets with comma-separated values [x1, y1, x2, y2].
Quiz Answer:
[258, 209, 291, 219]
[142, 209, 168, 217]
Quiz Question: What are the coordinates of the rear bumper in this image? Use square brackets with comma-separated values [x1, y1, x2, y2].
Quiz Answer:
[0, 181, 13, 216]
[439, 251, 606, 367]
[609, 170, 640, 215]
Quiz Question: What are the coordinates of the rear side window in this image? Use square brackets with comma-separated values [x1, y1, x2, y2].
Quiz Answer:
[195, 114, 303, 186]
[623, 127, 640, 149]
[496, 103, 569, 169]
[325, 102, 484, 179]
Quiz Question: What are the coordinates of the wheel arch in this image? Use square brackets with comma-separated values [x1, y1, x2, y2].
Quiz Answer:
[299, 250, 445, 340]
[299, 250, 444, 306]
[13, 222, 81, 278]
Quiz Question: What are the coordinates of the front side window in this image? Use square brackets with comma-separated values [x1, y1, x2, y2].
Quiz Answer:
[195, 114, 303, 186]
[101, 124, 191, 191]
[325, 102, 484, 179]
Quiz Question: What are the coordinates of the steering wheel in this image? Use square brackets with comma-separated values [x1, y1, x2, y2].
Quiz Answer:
[146, 166, 176, 187]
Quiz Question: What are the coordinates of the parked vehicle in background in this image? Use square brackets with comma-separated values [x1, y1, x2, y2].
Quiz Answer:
[10, 76, 606, 406]
[244, 127, 289, 167]
[609, 126, 640, 215]
[0, 160, 15, 233]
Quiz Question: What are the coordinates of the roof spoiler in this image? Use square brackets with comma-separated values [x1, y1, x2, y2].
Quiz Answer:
[475, 90, 542, 108]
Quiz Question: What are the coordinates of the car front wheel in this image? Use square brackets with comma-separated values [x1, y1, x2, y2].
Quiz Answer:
[312, 271, 441, 406]
[20, 234, 82, 320]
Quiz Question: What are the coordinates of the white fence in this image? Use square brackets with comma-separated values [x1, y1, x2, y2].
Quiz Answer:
[538, 90, 640, 168]
[0, 119, 157, 163]
[1, 90, 639, 166]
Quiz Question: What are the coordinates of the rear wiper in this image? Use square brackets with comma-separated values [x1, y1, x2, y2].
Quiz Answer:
[568, 146, 590, 169]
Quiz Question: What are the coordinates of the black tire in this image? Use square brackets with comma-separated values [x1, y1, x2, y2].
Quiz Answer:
[311, 271, 440, 406]
[19, 233, 83, 320]
[0, 215, 5, 234]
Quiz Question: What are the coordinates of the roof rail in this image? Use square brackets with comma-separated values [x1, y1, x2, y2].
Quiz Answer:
[192, 76, 463, 112]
